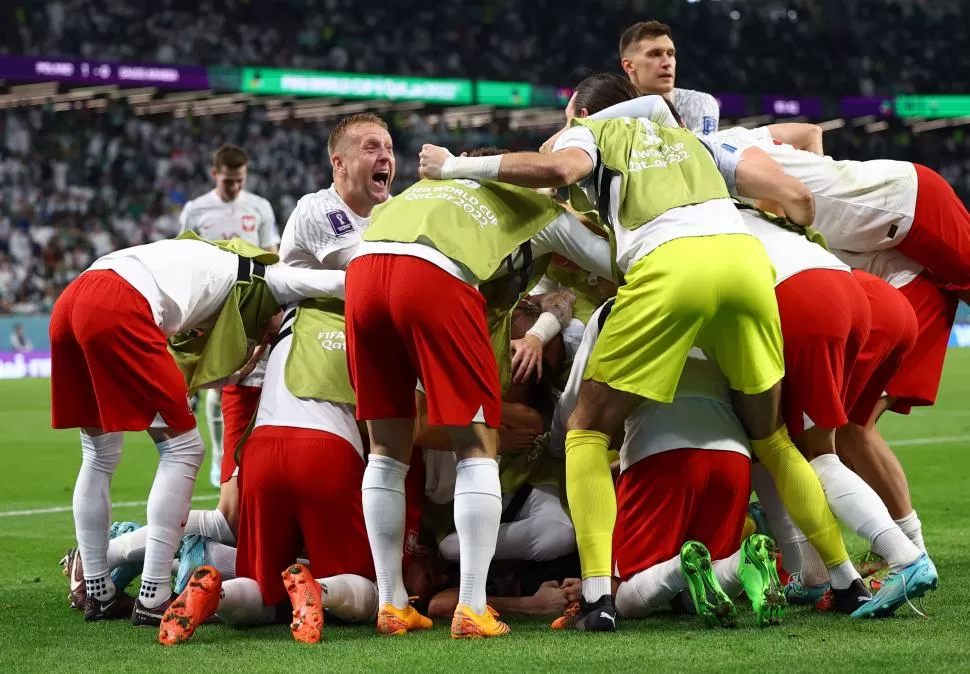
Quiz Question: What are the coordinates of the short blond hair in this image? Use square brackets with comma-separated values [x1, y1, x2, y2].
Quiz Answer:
[327, 113, 389, 158]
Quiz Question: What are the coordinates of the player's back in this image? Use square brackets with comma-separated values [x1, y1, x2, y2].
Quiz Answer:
[280, 186, 369, 271]
[714, 126, 918, 251]
[87, 239, 239, 335]
[180, 189, 278, 248]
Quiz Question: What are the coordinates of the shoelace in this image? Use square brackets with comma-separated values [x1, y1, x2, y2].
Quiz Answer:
[894, 570, 929, 619]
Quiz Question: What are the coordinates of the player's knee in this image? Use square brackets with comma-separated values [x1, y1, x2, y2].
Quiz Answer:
[614, 581, 647, 619]
[438, 533, 460, 562]
[529, 519, 577, 562]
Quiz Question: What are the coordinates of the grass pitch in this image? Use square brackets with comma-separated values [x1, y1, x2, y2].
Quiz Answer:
[2, 352, 970, 672]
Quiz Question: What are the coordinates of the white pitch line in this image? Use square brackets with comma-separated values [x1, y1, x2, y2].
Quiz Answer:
[0, 494, 219, 518]
[889, 434, 970, 447]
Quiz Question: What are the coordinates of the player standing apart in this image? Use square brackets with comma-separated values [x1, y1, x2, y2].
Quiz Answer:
[179, 144, 280, 489]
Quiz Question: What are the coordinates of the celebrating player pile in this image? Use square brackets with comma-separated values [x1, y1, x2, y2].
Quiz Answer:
[55, 16, 951, 648]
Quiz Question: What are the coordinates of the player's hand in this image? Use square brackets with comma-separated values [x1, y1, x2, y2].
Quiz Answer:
[234, 342, 267, 382]
[539, 127, 568, 154]
[418, 144, 453, 180]
[560, 578, 582, 603]
[510, 335, 544, 384]
[532, 581, 570, 615]
[499, 427, 540, 452]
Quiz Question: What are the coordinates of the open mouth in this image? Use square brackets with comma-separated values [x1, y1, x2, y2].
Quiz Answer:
[372, 171, 390, 190]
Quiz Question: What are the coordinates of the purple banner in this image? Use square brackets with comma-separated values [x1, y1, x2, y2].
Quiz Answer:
[841, 96, 893, 117]
[0, 351, 51, 379]
[762, 95, 824, 118]
[0, 55, 209, 89]
[714, 94, 747, 117]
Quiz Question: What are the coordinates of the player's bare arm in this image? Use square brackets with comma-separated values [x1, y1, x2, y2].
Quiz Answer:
[766, 123, 825, 155]
[734, 147, 816, 227]
[419, 144, 593, 188]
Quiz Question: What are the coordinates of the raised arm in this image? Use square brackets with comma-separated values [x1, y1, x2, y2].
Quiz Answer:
[263, 265, 346, 304]
[733, 146, 815, 227]
[418, 145, 594, 189]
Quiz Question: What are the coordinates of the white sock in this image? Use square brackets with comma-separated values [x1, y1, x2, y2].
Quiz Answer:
[319, 574, 379, 623]
[810, 454, 920, 571]
[614, 556, 682, 618]
[74, 432, 124, 600]
[218, 577, 275, 626]
[827, 559, 861, 590]
[362, 454, 409, 610]
[138, 428, 204, 608]
[582, 576, 613, 604]
[184, 509, 236, 545]
[798, 540, 831, 587]
[454, 457, 502, 615]
[713, 550, 743, 598]
[205, 540, 237, 580]
[107, 527, 147, 569]
[895, 511, 927, 554]
[751, 462, 805, 574]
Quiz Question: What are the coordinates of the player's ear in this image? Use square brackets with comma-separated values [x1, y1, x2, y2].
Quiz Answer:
[620, 58, 635, 76]
[331, 153, 344, 174]
[210, 166, 219, 181]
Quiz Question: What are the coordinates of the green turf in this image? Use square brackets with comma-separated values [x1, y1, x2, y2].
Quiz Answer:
[2, 352, 970, 672]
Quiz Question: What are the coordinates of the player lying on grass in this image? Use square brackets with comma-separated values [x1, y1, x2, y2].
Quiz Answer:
[419, 72, 850, 632]
[51, 235, 345, 626]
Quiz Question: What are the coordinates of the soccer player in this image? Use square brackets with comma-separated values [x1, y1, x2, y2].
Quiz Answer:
[345, 151, 612, 638]
[553, 300, 781, 627]
[418, 73, 848, 631]
[179, 143, 280, 490]
[618, 20, 720, 134]
[734, 208, 935, 616]
[158, 298, 379, 646]
[51, 236, 344, 625]
[713, 123, 965, 555]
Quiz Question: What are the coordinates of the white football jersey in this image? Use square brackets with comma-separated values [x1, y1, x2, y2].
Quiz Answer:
[280, 186, 370, 271]
[671, 87, 720, 135]
[179, 189, 279, 249]
[253, 315, 364, 458]
[86, 239, 345, 337]
[833, 247, 923, 290]
[550, 303, 750, 470]
[712, 126, 918, 253]
[738, 209, 849, 285]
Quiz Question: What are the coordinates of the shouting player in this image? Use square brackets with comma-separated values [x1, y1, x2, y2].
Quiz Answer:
[179, 144, 279, 490]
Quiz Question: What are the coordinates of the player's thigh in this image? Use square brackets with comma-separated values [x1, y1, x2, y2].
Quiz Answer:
[345, 255, 419, 420]
[235, 431, 302, 605]
[700, 234, 784, 396]
[613, 451, 697, 580]
[49, 281, 99, 426]
[685, 451, 751, 560]
[587, 239, 716, 404]
[394, 257, 502, 428]
[295, 434, 375, 579]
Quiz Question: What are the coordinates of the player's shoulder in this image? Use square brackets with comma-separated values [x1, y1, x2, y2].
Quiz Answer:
[291, 187, 357, 235]
[239, 190, 273, 210]
[674, 87, 717, 104]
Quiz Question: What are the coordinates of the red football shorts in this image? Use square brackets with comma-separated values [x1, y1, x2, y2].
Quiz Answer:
[897, 163, 970, 290]
[844, 271, 918, 425]
[219, 384, 262, 484]
[235, 426, 375, 607]
[345, 254, 502, 428]
[886, 271, 959, 414]
[50, 270, 195, 433]
[775, 269, 871, 435]
[613, 449, 751, 580]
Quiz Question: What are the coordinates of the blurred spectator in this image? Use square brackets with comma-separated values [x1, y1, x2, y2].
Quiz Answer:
[1, 0, 967, 95]
[10, 322, 32, 353]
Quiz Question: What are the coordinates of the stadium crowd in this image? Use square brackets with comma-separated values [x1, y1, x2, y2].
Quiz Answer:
[3, 0, 968, 94]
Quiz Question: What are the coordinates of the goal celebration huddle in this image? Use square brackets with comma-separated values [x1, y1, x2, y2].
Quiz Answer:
[53, 20, 968, 644]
